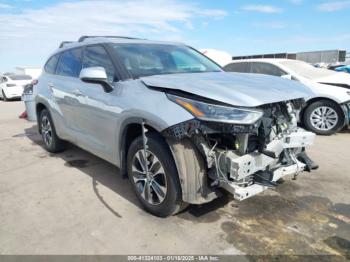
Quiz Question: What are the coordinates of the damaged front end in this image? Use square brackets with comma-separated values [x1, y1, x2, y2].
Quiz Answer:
[163, 94, 318, 203]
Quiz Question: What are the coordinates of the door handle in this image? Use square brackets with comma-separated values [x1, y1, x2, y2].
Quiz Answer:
[72, 89, 84, 97]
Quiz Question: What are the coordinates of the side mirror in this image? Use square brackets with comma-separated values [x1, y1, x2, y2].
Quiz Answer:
[79, 67, 113, 93]
[281, 74, 292, 80]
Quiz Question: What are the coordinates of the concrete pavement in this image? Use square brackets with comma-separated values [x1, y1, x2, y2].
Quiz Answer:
[0, 101, 349, 257]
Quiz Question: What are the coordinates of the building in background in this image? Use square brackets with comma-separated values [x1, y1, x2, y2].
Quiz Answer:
[16, 66, 42, 79]
[346, 53, 350, 63]
[232, 49, 347, 64]
[296, 50, 346, 64]
[233, 53, 296, 60]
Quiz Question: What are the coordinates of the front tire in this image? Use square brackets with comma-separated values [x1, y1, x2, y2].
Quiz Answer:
[127, 133, 184, 217]
[39, 109, 66, 153]
[304, 100, 344, 135]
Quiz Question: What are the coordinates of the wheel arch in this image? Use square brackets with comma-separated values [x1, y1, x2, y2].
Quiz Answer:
[119, 119, 162, 178]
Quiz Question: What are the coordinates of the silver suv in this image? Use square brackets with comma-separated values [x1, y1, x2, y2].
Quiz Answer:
[35, 36, 318, 217]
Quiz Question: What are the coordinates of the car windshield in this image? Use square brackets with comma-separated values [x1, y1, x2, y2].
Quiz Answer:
[9, 75, 32, 80]
[109, 43, 222, 78]
[279, 60, 336, 80]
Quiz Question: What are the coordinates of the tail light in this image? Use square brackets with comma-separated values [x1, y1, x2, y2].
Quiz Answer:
[23, 79, 38, 94]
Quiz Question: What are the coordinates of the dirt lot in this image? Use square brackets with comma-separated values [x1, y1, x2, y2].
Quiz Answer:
[0, 101, 349, 258]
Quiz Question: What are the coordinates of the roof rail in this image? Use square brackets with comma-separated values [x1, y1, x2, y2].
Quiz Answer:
[78, 35, 142, 42]
[59, 41, 74, 48]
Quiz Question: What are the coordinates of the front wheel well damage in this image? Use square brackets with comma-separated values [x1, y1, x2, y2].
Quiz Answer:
[167, 137, 220, 204]
[120, 122, 215, 204]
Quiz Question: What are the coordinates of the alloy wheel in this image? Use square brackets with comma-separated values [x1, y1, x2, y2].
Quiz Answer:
[41, 115, 53, 146]
[310, 106, 338, 131]
[131, 149, 167, 205]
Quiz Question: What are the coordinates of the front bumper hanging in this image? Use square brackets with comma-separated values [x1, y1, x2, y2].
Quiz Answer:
[218, 128, 316, 201]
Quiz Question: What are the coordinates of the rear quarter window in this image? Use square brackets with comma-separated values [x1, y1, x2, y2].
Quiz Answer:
[44, 54, 60, 74]
[224, 62, 251, 73]
[250, 62, 286, 77]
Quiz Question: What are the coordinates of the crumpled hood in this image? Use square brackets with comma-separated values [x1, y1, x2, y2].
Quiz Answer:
[141, 72, 314, 107]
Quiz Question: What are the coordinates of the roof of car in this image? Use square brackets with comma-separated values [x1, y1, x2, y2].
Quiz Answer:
[227, 58, 293, 64]
[53, 36, 185, 54]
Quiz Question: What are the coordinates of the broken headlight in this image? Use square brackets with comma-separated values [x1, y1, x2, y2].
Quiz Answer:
[167, 94, 263, 124]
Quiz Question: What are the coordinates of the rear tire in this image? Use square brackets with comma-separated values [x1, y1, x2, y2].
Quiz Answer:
[304, 100, 344, 135]
[39, 109, 66, 153]
[127, 133, 184, 217]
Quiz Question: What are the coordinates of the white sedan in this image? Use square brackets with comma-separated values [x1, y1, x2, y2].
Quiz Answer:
[224, 59, 350, 135]
[0, 74, 32, 101]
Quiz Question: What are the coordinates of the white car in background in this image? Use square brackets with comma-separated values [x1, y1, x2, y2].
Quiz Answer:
[224, 59, 350, 135]
[200, 49, 232, 67]
[0, 74, 32, 101]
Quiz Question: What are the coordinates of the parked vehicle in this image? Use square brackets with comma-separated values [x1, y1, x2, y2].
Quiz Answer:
[334, 65, 350, 74]
[224, 59, 350, 135]
[35, 36, 317, 217]
[314, 62, 329, 69]
[200, 49, 232, 67]
[327, 64, 346, 71]
[0, 74, 32, 101]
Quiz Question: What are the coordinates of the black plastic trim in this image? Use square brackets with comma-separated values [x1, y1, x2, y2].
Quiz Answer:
[319, 82, 350, 89]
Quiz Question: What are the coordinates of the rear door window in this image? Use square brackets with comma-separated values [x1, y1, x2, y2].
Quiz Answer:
[56, 48, 83, 77]
[44, 54, 60, 74]
[82, 45, 116, 83]
[224, 62, 251, 73]
[250, 62, 286, 76]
